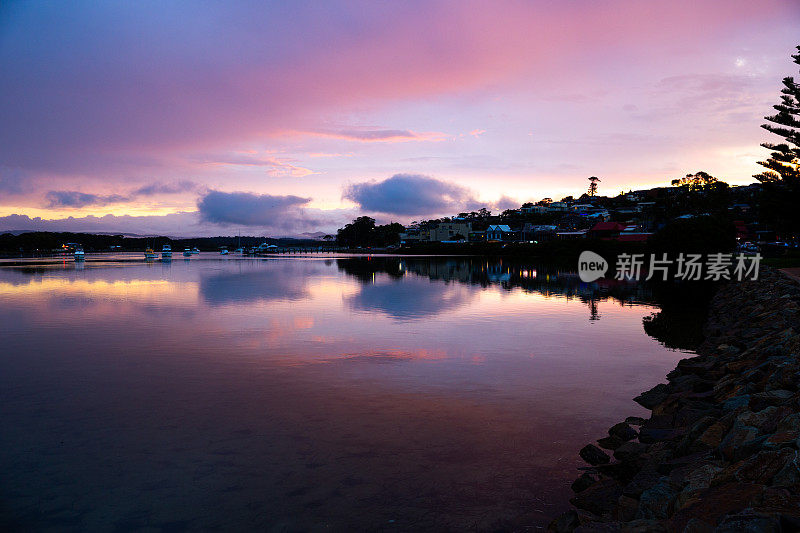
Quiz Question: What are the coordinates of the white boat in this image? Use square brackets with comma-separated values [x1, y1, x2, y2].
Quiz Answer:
[161, 245, 172, 259]
[144, 248, 157, 260]
[74, 247, 85, 261]
[255, 242, 279, 254]
[220, 248, 229, 255]
[183, 248, 192, 257]
[191, 247, 200, 254]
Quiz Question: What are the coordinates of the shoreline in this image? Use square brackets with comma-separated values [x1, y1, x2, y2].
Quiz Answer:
[550, 268, 800, 531]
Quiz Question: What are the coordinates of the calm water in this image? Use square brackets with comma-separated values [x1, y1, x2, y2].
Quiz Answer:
[0, 255, 687, 531]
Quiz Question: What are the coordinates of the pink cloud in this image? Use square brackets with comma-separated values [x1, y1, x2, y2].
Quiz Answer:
[193, 153, 315, 177]
[3, 0, 795, 176]
[302, 129, 448, 143]
[0, 0, 798, 232]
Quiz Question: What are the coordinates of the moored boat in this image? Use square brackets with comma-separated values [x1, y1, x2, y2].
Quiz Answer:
[74, 247, 85, 261]
[183, 248, 192, 257]
[144, 248, 157, 260]
[161, 245, 172, 260]
[191, 247, 200, 254]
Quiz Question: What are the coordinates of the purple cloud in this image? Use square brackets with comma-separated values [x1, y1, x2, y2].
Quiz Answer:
[197, 190, 313, 227]
[132, 181, 198, 196]
[343, 174, 479, 216]
[45, 191, 129, 208]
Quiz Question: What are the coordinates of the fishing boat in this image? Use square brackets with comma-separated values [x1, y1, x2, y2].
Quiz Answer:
[144, 248, 157, 260]
[183, 248, 192, 257]
[74, 247, 85, 261]
[161, 244, 173, 260]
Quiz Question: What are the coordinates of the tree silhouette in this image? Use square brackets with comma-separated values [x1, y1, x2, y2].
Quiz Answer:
[754, 45, 800, 237]
[588, 176, 600, 196]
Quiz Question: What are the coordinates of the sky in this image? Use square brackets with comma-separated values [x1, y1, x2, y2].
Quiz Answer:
[1, 1, 798, 237]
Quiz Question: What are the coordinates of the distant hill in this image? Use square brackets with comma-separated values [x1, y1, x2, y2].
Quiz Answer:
[299, 231, 330, 240]
[0, 231, 331, 255]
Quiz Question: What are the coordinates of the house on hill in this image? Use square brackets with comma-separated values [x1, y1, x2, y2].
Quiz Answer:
[427, 221, 472, 242]
[589, 221, 627, 240]
[486, 225, 518, 242]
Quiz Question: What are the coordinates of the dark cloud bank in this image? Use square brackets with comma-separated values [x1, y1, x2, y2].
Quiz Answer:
[343, 173, 480, 216]
[45, 181, 198, 208]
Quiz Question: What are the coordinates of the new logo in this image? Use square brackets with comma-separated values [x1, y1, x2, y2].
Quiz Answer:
[578, 251, 608, 282]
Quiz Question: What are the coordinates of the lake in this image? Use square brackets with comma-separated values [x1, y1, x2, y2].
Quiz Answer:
[0, 254, 688, 531]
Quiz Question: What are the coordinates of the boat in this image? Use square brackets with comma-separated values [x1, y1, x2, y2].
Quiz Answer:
[220, 247, 229, 255]
[191, 247, 200, 254]
[144, 248, 157, 260]
[183, 248, 192, 257]
[74, 247, 85, 261]
[161, 244, 172, 260]
[234, 248, 244, 254]
[255, 242, 279, 255]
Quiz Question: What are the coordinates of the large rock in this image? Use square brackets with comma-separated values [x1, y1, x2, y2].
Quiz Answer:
[613, 441, 648, 462]
[714, 511, 781, 532]
[597, 435, 625, 450]
[772, 453, 800, 488]
[608, 422, 638, 442]
[571, 472, 597, 493]
[569, 478, 622, 516]
[697, 422, 726, 449]
[547, 510, 580, 532]
[734, 448, 795, 484]
[718, 424, 759, 461]
[579, 444, 610, 465]
[634, 383, 670, 409]
[635, 479, 675, 520]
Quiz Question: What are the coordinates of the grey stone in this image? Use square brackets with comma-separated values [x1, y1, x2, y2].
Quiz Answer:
[635, 478, 675, 520]
[613, 441, 648, 462]
[634, 383, 671, 409]
[579, 444, 610, 465]
[571, 472, 597, 493]
[609, 422, 638, 442]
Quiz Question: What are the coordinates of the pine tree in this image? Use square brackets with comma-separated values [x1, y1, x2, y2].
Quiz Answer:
[588, 176, 600, 196]
[754, 45, 800, 237]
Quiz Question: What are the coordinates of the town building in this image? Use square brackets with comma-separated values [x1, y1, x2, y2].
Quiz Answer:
[486, 225, 518, 241]
[427, 221, 472, 242]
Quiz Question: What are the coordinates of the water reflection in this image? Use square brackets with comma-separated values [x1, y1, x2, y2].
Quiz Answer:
[200, 260, 313, 306]
[338, 256, 654, 322]
[0, 256, 690, 531]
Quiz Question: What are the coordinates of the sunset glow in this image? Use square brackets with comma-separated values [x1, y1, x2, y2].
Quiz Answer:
[1, 1, 798, 236]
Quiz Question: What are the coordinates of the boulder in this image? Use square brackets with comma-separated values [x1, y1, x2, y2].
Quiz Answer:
[579, 444, 610, 465]
[570, 478, 622, 516]
[547, 510, 580, 532]
[609, 422, 638, 442]
[598, 435, 625, 451]
[772, 451, 800, 488]
[734, 448, 795, 484]
[613, 441, 648, 462]
[697, 422, 726, 449]
[718, 424, 759, 461]
[714, 511, 781, 532]
[571, 473, 597, 493]
[634, 384, 670, 409]
[635, 479, 675, 520]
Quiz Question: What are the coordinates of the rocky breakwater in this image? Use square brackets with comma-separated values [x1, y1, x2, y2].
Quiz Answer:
[550, 268, 800, 532]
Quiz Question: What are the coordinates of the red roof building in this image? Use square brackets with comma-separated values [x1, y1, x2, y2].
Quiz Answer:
[589, 221, 627, 240]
